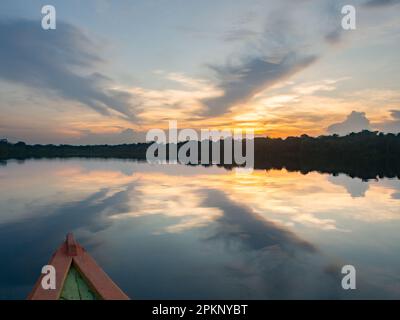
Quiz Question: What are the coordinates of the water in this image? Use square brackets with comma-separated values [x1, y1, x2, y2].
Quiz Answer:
[0, 158, 399, 299]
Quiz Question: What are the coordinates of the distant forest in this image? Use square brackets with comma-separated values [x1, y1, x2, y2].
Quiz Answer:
[1, 130, 400, 180]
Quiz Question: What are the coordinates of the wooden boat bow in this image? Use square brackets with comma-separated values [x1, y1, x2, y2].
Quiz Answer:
[28, 233, 129, 300]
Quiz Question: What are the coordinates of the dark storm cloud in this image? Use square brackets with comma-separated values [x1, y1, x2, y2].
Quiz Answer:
[0, 19, 136, 120]
[202, 53, 317, 117]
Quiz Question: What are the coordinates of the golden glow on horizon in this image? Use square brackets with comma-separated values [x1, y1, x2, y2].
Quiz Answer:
[2, 71, 400, 143]
[54, 83, 400, 141]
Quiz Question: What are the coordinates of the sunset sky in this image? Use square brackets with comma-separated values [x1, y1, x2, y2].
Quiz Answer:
[0, 0, 400, 144]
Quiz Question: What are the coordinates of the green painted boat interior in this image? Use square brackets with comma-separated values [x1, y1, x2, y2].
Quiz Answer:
[59, 264, 100, 300]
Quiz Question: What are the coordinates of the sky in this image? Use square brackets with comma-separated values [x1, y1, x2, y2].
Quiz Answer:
[0, 0, 399, 144]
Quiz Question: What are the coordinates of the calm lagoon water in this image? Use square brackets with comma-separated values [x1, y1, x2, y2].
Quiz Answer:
[0, 158, 399, 299]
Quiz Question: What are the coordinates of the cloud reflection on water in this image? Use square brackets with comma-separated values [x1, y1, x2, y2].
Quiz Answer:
[0, 159, 399, 299]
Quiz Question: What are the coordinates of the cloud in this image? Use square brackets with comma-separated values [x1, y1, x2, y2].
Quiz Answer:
[328, 175, 369, 198]
[203, 189, 316, 252]
[200, 189, 349, 298]
[324, 28, 342, 45]
[291, 213, 339, 231]
[223, 28, 260, 42]
[364, 0, 400, 7]
[376, 109, 400, 133]
[0, 185, 134, 297]
[130, 71, 221, 122]
[389, 109, 400, 119]
[73, 128, 146, 145]
[327, 111, 371, 135]
[327, 110, 400, 136]
[0, 19, 136, 120]
[200, 0, 348, 118]
[293, 79, 345, 95]
[391, 192, 400, 199]
[203, 53, 317, 117]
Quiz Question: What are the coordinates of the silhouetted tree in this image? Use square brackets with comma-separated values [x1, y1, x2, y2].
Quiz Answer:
[1, 131, 400, 180]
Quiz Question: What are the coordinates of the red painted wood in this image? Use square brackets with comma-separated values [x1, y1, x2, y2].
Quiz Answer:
[73, 245, 130, 300]
[27, 242, 72, 300]
[66, 233, 78, 256]
[27, 234, 130, 300]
